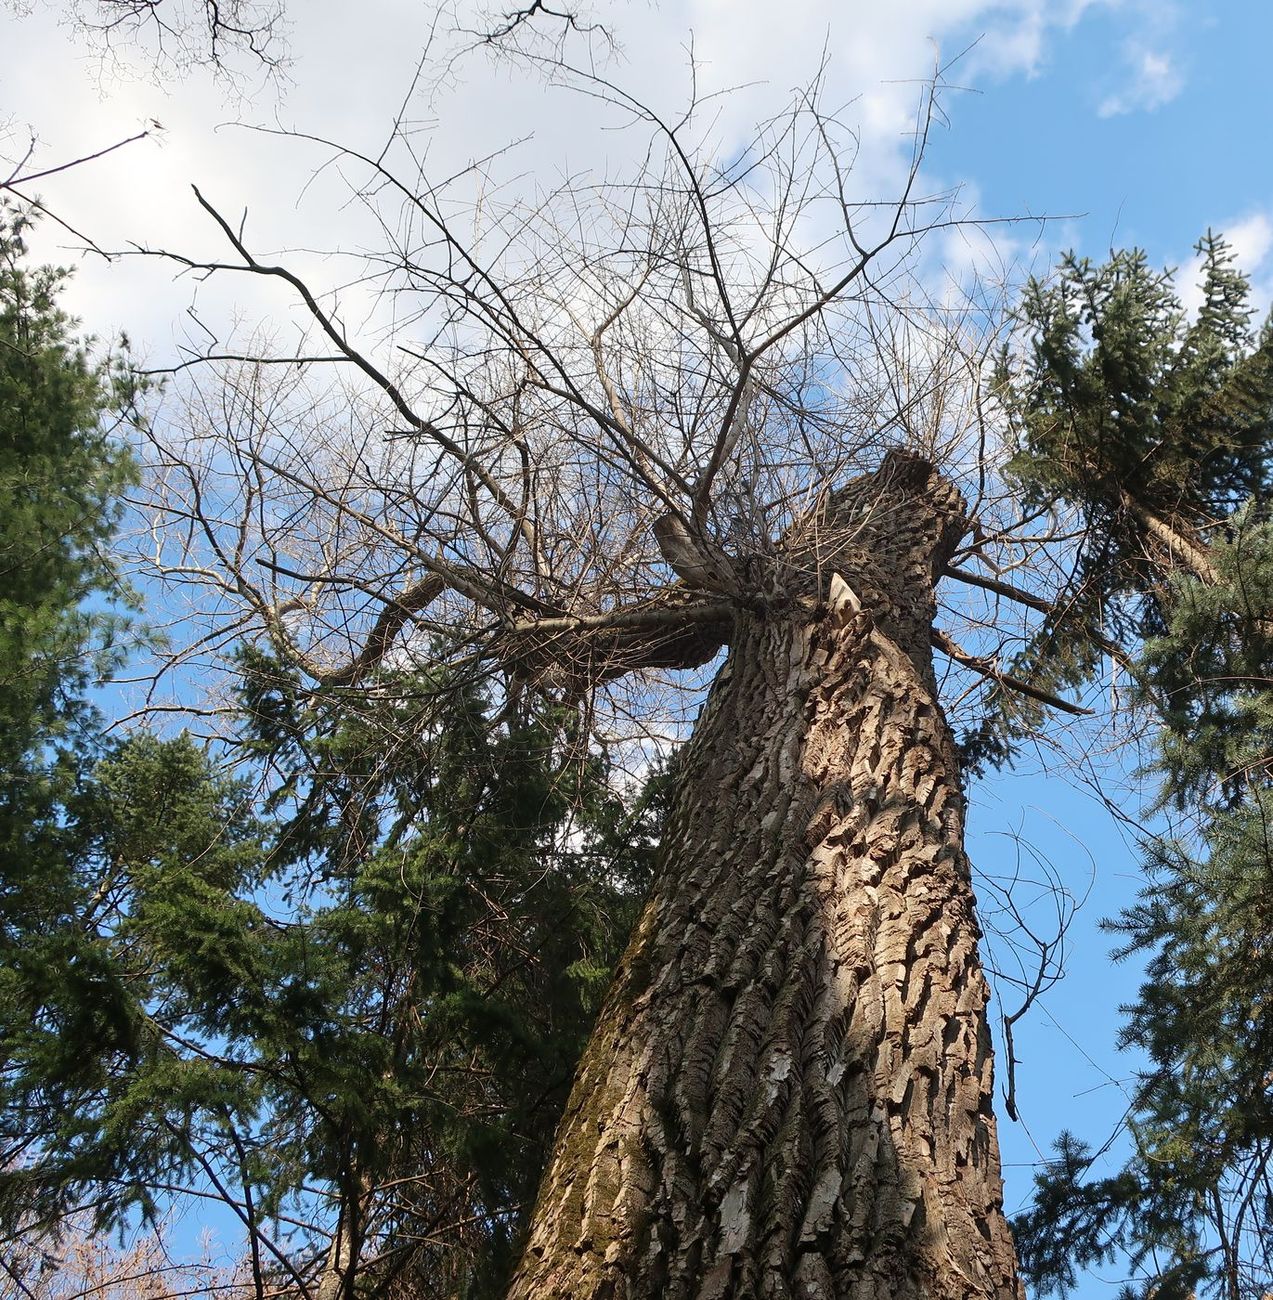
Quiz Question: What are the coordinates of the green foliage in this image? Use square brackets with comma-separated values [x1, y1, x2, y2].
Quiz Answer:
[0, 214, 143, 1216]
[0, 210, 657, 1295]
[222, 651, 661, 1296]
[1005, 240, 1273, 1299]
[0, 204, 136, 772]
[1014, 1130, 1212, 1300]
[1, 733, 266, 1234]
[0, 210, 223, 1281]
[1138, 506, 1273, 809]
[3, 643, 661, 1296]
[1066, 521, 1273, 1299]
[966, 234, 1273, 772]
[1006, 234, 1269, 531]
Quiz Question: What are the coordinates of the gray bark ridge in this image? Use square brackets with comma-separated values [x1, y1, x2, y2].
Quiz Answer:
[507, 452, 1022, 1300]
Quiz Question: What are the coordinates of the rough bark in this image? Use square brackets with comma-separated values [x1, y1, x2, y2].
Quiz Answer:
[506, 454, 1021, 1300]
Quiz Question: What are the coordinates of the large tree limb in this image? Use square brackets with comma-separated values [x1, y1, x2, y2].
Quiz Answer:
[940, 564, 1057, 615]
[1125, 495, 1224, 587]
[500, 596, 734, 690]
[931, 628, 1093, 717]
[265, 572, 447, 687]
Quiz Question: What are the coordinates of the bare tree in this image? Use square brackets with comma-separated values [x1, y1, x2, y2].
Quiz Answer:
[127, 60, 1080, 1299]
[8, 0, 621, 93]
[6, 0, 289, 83]
[1, 1211, 249, 1299]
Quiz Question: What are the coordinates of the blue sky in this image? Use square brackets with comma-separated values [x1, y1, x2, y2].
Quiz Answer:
[938, 11, 1273, 1290]
[936, 3, 1273, 271]
[4, 1, 1271, 1293]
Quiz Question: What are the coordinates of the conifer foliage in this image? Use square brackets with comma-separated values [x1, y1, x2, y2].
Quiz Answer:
[1004, 236, 1273, 1300]
[3, 656, 658, 1297]
[0, 208, 260, 1287]
[220, 652, 659, 1297]
[966, 234, 1273, 770]
[0, 205, 135, 786]
[0, 203, 143, 1235]
[0, 209, 657, 1298]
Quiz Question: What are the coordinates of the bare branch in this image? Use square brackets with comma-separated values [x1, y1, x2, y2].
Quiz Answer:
[932, 627, 1093, 717]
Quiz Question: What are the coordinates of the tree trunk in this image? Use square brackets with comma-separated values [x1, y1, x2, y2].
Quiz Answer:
[507, 454, 1021, 1299]
[1123, 493, 1224, 587]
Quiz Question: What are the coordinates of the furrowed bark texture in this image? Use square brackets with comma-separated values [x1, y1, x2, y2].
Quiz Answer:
[507, 455, 1021, 1300]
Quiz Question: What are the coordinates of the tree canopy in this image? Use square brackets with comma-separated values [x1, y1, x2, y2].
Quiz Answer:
[3, 24, 1273, 1293]
[0, 208, 660, 1297]
[1004, 236, 1273, 1300]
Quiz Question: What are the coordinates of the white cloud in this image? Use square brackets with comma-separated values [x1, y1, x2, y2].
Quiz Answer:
[1225, 211, 1273, 272]
[965, 0, 1106, 80]
[1221, 212, 1273, 320]
[0, 0, 1183, 361]
[1097, 43, 1183, 117]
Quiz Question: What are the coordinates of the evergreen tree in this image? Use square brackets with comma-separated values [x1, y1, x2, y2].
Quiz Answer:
[222, 651, 661, 1297]
[965, 233, 1272, 769]
[0, 204, 135, 804]
[0, 205, 658, 1297]
[1002, 236, 1273, 1300]
[2, 647, 662, 1297]
[0, 201, 137, 1180]
[0, 202, 160, 1286]
[1, 731, 267, 1239]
